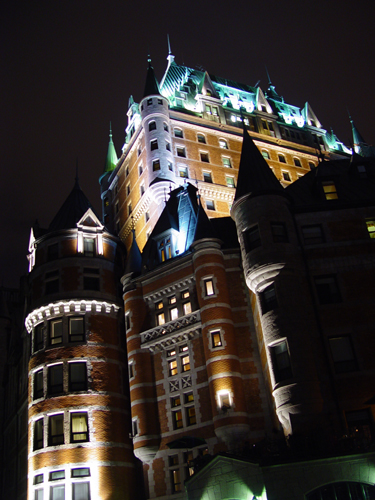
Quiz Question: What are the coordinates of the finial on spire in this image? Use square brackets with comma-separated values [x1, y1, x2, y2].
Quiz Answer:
[265, 65, 272, 86]
[166, 35, 175, 67]
[167, 34, 171, 55]
[109, 121, 112, 138]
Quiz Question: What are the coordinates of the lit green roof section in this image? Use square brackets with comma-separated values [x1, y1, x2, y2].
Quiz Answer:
[102, 123, 118, 176]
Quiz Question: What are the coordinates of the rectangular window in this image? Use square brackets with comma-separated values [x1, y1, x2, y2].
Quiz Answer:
[260, 284, 278, 314]
[84, 238, 95, 257]
[329, 336, 357, 373]
[34, 489, 43, 500]
[222, 157, 232, 168]
[71, 468, 90, 478]
[278, 154, 286, 163]
[83, 268, 100, 291]
[49, 414, 64, 446]
[197, 134, 206, 143]
[282, 171, 291, 181]
[34, 370, 44, 400]
[34, 323, 44, 351]
[139, 164, 143, 176]
[271, 223, 288, 243]
[34, 474, 44, 485]
[149, 121, 156, 131]
[262, 150, 270, 159]
[69, 362, 87, 392]
[71, 412, 88, 442]
[322, 180, 338, 200]
[50, 485, 65, 500]
[140, 184, 145, 196]
[206, 199, 215, 211]
[169, 359, 178, 377]
[50, 470, 65, 481]
[47, 243, 59, 261]
[181, 354, 190, 372]
[170, 307, 178, 321]
[50, 319, 63, 345]
[200, 152, 209, 163]
[204, 279, 214, 296]
[203, 171, 212, 183]
[145, 212, 150, 223]
[126, 184, 131, 196]
[294, 158, 302, 167]
[172, 410, 183, 430]
[72, 482, 90, 500]
[219, 139, 228, 149]
[314, 275, 341, 304]
[157, 312, 165, 326]
[164, 122, 169, 132]
[271, 340, 292, 382]
[176, 146, 186, 158]
[69, 317, 84, 342]
[366, 219, 375, 238]
[302, 225, 324, 244]
[150, 139, 158, 151]
[218, 391, 231, 410]
[152, 159, 160, 171]
[147, 98, 152, 105]
[45, 271, 59, 295]
[186, 406, 196, 426]
[211, 330, 222, 348]
[183, 302, 192, 315]
[34, 418, 44, 450]
[165, 141, 171, 151]
[174, 129, 183, 138]
[226, 176, 235, 188]
[179, 167, 188, 178]
[171, 395, 181, 407]
[243, 225, 261, 253]
[48, 364, 63, 395]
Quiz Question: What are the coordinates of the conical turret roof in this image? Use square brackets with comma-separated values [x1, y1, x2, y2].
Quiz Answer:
[49, 178, 97, 232]
[143, 57, 161, 97]
[125, 229, 142, 276]
[100, 124, 118, 181]
[234, 127, 283, 203]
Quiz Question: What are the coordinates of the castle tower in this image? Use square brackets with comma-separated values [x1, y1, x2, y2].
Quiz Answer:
[25, 179, 138, 500]
[231, 128, 325, 436]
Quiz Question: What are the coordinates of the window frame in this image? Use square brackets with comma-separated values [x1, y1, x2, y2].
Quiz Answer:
[70, 412, 89, 443]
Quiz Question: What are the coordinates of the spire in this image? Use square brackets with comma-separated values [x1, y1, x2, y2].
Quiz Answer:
[265, 66, 282, 102]
[125, 229, 142, 276]
[349, 114, 375, 158]
[167, 34, 175, 67]
[143, 56, 161, 98]
[100, 123, 118, 182]
[234, 126, 283, 203]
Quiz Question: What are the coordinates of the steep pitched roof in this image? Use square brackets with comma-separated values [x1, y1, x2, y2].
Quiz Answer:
[100, 124, 118, 182]
[143, 58, 161, 98]
[48, 179, 97, 232]
[125, 229, 142, 276]
[351, 118, 375, 158]
[234, 127, 284, 203]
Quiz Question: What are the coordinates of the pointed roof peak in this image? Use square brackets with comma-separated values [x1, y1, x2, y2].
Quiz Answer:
[125, 228, 142, 277]
[100, 123, 118, 182]
[143, 56, 161, 98]
[233, 126, 284, 205]
[166, 34, 175, 67]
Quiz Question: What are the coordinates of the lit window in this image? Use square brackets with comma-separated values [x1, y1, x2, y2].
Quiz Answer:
[182, 290, 189, 299]
[222, 157, 232, 168]
[48, 364, 63, 395]
[174, 129, 183, 138]
[294, 158, 302, 167]
[278, 154, 286, 163]
[34, 370, 44, 400]
[149, 121, 156, 131]
[153, 159, 160, 171]
[260, 284, 278, 314]
[197, 134, 206, 143]
[262, 120, 275, 136]
[50, 319, 63, 345]
[203, 171, 212, 183]
[329, 336, 357, 374]
[282, 171, 291, 182]
[366, 220, 375, 238]
[84, 238, 95, 257]
[206, 199, 215, 211]
[159, 237, 172, 261]
[322, 180, 338, 200]
[170, 307, 178, 321]
[157, 312, 165, 326]
[177, 146, 186, 158]
[72, 482, 90, 500]
[150, 139, 158, 151]
[186, 406, 196, 426]
[183, 302, 192, 315]
[171, 466, 182, 492]
[314, 275, 341, 304]
[218, 391, 231, 410]
[179, 167, 188, 178]
[171, 395, 181, 407]
[172, 410, 183, 430]
[219, 139, 228, 149]
[262, 150, 270, 159]
[69, 362, 87, 392]
[204, 279, 214, 296]
[169, 359, 178, 377]
[302, 225, 324, 244]
[226, 176, 235, 188]
[181, 355, 190, 372]
[49, 414, 64, 446]
[50, 471, 65, 481]
[270, 340, 292, 382]
[211, 330, 222, 348]
[71, 412, 88, 442]
[34, 418, 44, 450]
[271, 222, 288, 243]
[69, 317, 84, 342]
[200, 152, 209, 163]
[243, 225, 261, 253]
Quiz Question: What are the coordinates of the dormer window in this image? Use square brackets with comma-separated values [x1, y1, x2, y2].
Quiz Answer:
[84, 238, 95, 257]
[159, 237, 172, 262]
[322, 180, 338, 200]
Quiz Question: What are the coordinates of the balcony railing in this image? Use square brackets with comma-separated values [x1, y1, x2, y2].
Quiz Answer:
[140, 311, 201, 351]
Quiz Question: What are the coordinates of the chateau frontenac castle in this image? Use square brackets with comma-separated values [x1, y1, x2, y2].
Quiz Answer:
[1, 48, 375, 500]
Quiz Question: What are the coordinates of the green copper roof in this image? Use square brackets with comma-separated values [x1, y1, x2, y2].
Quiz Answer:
[102, 124, 118, 177]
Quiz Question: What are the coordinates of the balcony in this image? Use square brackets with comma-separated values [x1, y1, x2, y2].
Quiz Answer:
[140, 311, 201, 351]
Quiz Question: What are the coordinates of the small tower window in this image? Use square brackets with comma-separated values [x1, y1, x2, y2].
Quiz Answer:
[150, 139, 158, 151]
[270, 340, 292, 382]
[159, 237, 172, 261]
[260, 284, 278, 314]
[149, 121, 156, 131]
[204, 278, 215, 296]
[153, 159, 160, 171]
[243, 225, 261, 253]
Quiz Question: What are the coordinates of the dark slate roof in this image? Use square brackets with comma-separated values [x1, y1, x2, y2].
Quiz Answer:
[234, 127, 284, 202]
[210, 217, 239, 249]
[125, 230, 142, 276]
[143, 59, 161, 98]
[285, 157, 375, 209]
[194, 199, 216, 241]
[48, 179, 97, 231]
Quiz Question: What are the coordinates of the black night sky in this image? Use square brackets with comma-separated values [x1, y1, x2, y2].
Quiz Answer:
[2, 0, 375, 287]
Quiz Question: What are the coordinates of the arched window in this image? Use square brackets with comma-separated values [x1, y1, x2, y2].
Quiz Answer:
[306, 482, 375, 500]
